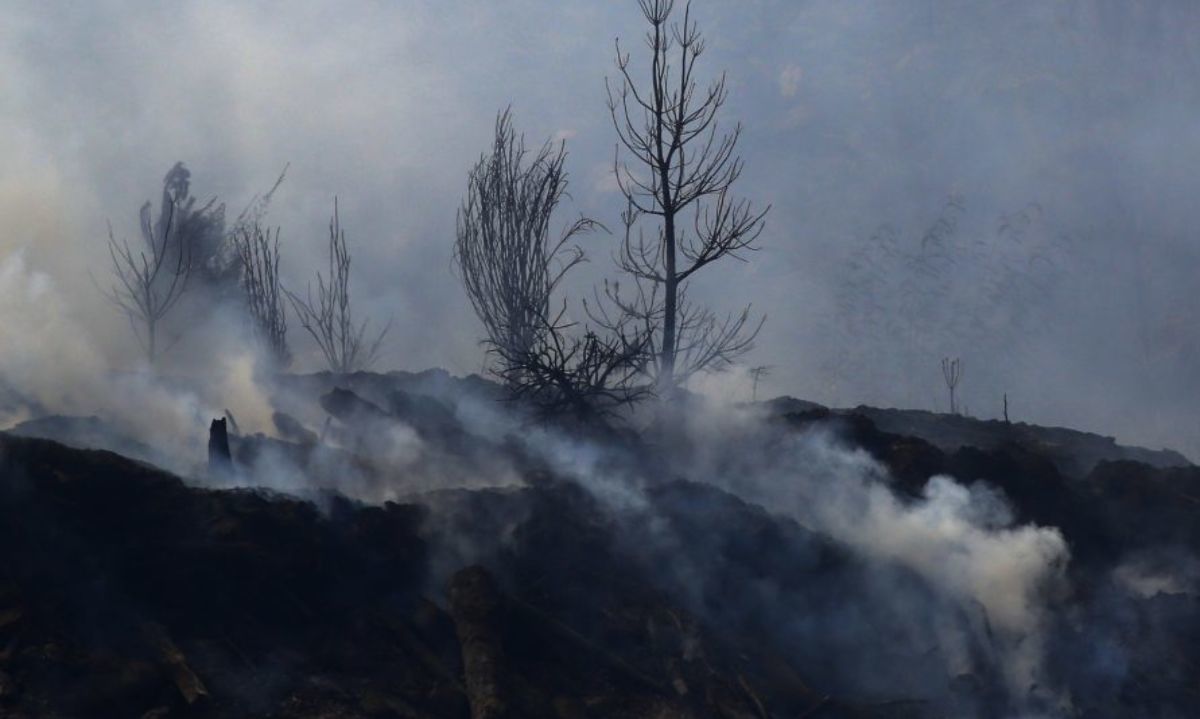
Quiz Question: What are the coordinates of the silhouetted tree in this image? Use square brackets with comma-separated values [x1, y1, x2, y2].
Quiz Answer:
[153, 162, 230, 290]
[456, 109, 650, 420]
[455, 109, 598, 369]
[492, 306, 652, 422]
[101, 200, 192, 365]
[604, 0, 769, 392]
[941, 357, 963, 415]
[749, 364, 772, 402]
[286, 199, 389, 374]
[233, 222, 290, 368]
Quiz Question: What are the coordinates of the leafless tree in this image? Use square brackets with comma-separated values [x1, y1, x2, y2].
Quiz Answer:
[941, 357, 963, 415]
[100, 200, 192, 365]
[285, 199, 389, 374]
[151, 162, 229, 289]
[455, 109, 598, 368]
[749, 364, 772, 402]
[604, 0, 769, 392]
[456, 109, 651, 419]
[233, 222, 290, 368]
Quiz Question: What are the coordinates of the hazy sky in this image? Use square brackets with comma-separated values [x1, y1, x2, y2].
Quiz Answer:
[3, 1, 1199, 455]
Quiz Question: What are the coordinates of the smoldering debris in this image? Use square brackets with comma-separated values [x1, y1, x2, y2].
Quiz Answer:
[1, 368, 1198, 718]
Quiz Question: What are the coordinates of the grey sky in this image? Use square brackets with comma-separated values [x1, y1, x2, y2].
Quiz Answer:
[2, 1, 1198, 455]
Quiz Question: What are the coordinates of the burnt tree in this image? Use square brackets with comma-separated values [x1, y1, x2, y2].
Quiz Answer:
[208, 417, 233, 476]
[286, 199, 389, 374]
[456, 109, 650, 421]
[154, 162, 231, 291]
[605, 0, 769, 392]
[941, 356, 963, 415]
[492, 306, 652, 422]
[233, 223, 290, 369]
[101, 200, 192, 365]
[455, 109, 596, 370]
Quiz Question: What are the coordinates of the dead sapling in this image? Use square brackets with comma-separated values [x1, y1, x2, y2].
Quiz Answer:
[941, 357, 963, 415]
[99, 200, 193, 365]
[749, 365, 772, 402]
[233, 222, 291, 369]
[492, 303, 653, 422]
[286, 199, 390, 375]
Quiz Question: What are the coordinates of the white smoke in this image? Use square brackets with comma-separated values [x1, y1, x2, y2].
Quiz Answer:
[523, 398, 1071, 713]
[0, 248, 279, 474]
[690, 403, 1068, 708]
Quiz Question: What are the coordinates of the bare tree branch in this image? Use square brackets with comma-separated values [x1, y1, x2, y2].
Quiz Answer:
[941, 356, 963, 415]
[605, 0, 770, 391]
[285, 199, 390, 374]
[233, 222, 291, 369]
[454, 109, 597, 367]
[99, 200, 192, 365]
[456, 109, 652, 420]
[492, 303, 653, 422]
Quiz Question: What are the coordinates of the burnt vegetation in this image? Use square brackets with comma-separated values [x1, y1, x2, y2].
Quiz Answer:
[14, 2, 1194, 719]
[454, 110, 651, 421]
[602, 0, 769, 392]
[232, 223, 290, 369]
[285, 199, 391, 376]
[94, 0, 769, 420]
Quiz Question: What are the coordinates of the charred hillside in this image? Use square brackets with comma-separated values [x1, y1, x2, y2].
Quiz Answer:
[0, 372, 1198, 718]
[7, 2, 1200, 718]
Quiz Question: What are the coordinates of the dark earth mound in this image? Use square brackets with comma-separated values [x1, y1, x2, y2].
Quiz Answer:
[1, 379, 1198, 718]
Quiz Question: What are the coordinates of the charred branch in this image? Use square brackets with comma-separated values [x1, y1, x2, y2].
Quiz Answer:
[456, 110, 650, 420]
[100, 199, 192, 365]
[454, 109, 597, 371]
[233, 222, 291, 369]
[492, 303, 653, 422]
[286, 199, 390, 375]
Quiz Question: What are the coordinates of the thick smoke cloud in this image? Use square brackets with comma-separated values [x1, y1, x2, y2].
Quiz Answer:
[660, 404, 1071, 710]
[2, 2, 1197, 450]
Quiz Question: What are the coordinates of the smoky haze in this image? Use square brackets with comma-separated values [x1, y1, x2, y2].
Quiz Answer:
[2, 1, 1198, 457]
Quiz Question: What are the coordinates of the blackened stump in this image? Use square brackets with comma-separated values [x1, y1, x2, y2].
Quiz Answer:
[208, 417, 232, 475]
